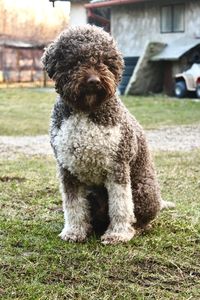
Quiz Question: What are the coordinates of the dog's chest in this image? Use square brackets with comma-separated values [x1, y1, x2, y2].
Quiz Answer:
[55, 113, 121, 184]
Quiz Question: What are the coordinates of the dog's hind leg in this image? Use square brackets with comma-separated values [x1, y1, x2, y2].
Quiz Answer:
[58, 167, 92, 242]
[160, 200, 175, 210]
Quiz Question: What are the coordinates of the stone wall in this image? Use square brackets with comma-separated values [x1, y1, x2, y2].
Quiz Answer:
[125, 42, 166, 95]
[111, 0, 200, 56]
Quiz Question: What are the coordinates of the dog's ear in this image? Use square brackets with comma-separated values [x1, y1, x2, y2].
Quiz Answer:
[41, 42, 58, 79]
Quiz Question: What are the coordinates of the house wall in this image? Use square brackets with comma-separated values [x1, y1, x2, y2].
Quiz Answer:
[111, 0, 200, 56]
[70, 3, 88, 26]
[0, 46, 44, 83]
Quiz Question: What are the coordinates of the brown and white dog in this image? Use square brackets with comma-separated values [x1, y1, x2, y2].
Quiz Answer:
[42, 25, 174, 244]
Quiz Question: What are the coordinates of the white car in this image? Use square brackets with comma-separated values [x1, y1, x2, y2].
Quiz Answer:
[174, 63, 200, 98]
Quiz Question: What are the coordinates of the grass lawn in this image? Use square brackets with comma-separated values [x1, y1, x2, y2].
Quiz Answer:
[0, 87, 200, 299]
[0, 88, 55, 136]
[1, 151, 200, 299]
[0, 88, 200, 135]
[123, 95, 200, 129]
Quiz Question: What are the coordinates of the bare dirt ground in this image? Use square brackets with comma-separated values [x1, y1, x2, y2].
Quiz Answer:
[0, 124, 200, 159]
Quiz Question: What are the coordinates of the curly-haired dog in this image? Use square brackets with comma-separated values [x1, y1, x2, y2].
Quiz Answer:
[42, 25, 174, 244]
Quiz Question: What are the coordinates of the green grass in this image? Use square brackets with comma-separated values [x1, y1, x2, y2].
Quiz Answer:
[0, 88, 55, 136]
[1, 87, 200, 298]
[1, 151, 200, 299]
[123, 95, 200, 129]
[0, 88, 200, 135]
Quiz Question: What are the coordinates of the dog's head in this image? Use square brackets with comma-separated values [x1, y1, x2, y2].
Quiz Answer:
[42, 25, 124, 111]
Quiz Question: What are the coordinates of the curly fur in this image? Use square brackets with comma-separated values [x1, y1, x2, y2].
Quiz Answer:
[42, 25, 174, 244]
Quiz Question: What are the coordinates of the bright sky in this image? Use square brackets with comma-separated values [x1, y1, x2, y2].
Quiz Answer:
[4, 0, 70, 25]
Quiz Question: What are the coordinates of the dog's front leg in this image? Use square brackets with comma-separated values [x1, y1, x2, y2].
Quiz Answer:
[101, 177, 136, 244]
[58, 168, 92, 242]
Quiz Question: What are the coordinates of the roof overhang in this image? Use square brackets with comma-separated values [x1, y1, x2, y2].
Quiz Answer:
[85, 0, 152, 9]
[151, 37, 200, 61]
[0, 40, 45, 49]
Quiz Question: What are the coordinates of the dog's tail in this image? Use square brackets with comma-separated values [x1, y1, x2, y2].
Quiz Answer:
[160, 200, 175, 210]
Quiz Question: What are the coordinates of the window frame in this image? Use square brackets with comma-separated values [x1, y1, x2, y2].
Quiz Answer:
[160, 3, 185, 34]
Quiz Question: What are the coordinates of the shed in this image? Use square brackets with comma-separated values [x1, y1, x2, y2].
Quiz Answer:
[0, 37, 45, 83]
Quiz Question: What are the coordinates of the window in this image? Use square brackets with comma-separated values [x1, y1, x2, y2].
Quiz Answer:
[161, 4, 185, 33]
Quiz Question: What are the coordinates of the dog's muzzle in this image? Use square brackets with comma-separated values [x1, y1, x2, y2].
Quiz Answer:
[87, 75, 101, 85]
[86, 75, 101, 93]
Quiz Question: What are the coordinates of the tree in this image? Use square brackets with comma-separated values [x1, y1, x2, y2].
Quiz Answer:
[0, 0, 69, 43]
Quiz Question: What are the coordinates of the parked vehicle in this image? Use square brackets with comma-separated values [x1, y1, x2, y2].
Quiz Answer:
[174, 63, 200, 98]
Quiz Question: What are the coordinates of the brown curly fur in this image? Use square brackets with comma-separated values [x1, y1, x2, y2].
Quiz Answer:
[41, 25, 170, 243]
[42, 26, 122, 112]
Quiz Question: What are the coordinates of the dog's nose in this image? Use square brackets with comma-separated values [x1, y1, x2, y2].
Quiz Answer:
[87, 75, 101, 85]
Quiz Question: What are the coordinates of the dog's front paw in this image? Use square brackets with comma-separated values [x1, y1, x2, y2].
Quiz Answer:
[101, 226, 136, 245]
[59, 225, 92, 243]
[59, 230, 87, 242]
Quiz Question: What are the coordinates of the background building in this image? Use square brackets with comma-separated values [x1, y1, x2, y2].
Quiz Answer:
[0, 38, 45, 84]
[86, 0, 200, 95]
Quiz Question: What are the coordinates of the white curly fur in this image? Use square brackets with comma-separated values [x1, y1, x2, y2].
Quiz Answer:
[101, 180, 136, 244]
[54, 111, 137, 243]
[59, 183, 92, 242]
[54, 112, 121, 185]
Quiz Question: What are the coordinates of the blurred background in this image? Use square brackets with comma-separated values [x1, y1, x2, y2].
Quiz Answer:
[0, 1, 200, 299]
[0, 0, 69, 85]
[0, 0, 200, 98]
